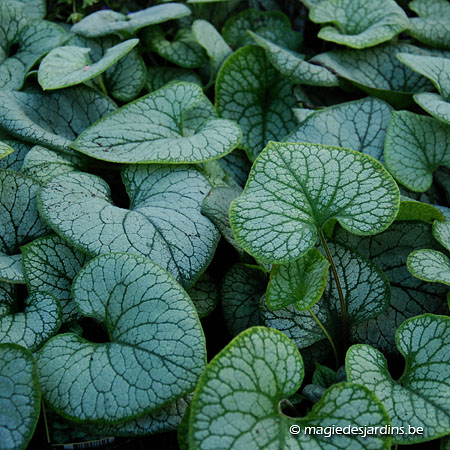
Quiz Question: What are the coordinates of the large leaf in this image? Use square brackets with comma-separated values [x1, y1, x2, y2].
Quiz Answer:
[0, 170, 49, 284]
[189, 326, 391, 450]
[249, 31, 338, 87]
[38, 165, 220, 288]
[266, 248, 330, 310]
[71, 3, 191, 37]
[0, 87, 116, 154]
[0, 292, 62, 351]
[312, 44, 434, 107]
[287, 97, 392, 162]
[16, 0, 46, 19]
[309, 0, 409, 49]
[385, 111, 450, 192]
[72, 82, 241, 164]
[38, 252, 206, 423]
[407, 0, 450, 50]
[38, 39, 139, 91]
[0, 1, 65, 90]
[335, 221, 447, 353]
[347, 314, 450, 444]
[0, 344, 41, 450]
[22, 235, 89, 322]
[230, 141, 400, 264]
[216, 45, 297, 161]
[262, 242, 390, 350]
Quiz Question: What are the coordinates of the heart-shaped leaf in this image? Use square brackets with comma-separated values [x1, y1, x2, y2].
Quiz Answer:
[347, 314, 450, 444]
[0, 169, 49, 284]
[0, 87, 116, 153]
[38, 252, 206, 423]
[309, 0, 409, 49]
[38, 165, 219, 288]
[189, 326, 392, 450]
[72, 82, 241, 164]
[288, 97, 392, 162]
[38, 39, 139, 91]
[407, 0, 450, 50]
[0, 343, 41, 450]
[0, 292, 62, 351]
[216, 46, 298, 161]
[335, 221, 447, 353]
[249, 31, 338, 87]
[230, 141, 400, 264]
[71, 3, 191, 37]
[267, 248, 330, 310]
[22, 235, 89, 322]
[312, 44, 434, 107]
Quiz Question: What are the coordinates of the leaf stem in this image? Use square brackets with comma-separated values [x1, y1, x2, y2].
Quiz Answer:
[96, 75, 108, 96]
[317, 228, 348, 349]
[41, 401, 51, 445]
[307, 308, 339, 369]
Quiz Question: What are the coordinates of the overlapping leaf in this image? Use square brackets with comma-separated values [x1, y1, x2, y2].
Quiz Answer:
[187, 272, 219, 318]
[189, 326, 391, 450]
[0, 140, 31, 171]
[72, 82, 241, 164]
[230, 141, 400, 264]
[146, 66, 202, 92]
[38, 165, 220, 288]
[38, 252, 206, 423]
[347, 314, 450, 444]
[0, 142, 13, 161]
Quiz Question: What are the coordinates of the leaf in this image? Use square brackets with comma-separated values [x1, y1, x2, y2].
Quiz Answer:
[262, 242, 390, 350]
[192, 19, 232, 81]
[201, 185, 245, 257]
[347, 314, 450, 444]
[0, 344, 41, 450]
[0, 1, 65, 90]
[385, 111, 450, 192]
[287, 97, 392, 162]
[144, 27, 207, 69]
[0, 292, 62, 352]
[397, 54, 450, 102]
[249, 31, 338, 87]
[38, 39, 139, 90]
[0, 140, 32, 171]
[312, 363, 337, 388]
[0, 170, 49, 284]
[38, 252, 206, 423]
[22, 235, 89, 322]
[187, 272, 219, 318]
[189, 326, 392, 450]
[222, 8, 302, 50]
[16, 0, 46, 19]
[216, 45, 297, 161]
[146, 66, 202, 92]
[335, 221, 447, 353]
[221, 263, 266, 336]
[407, 0, 450, 50]
[413, 92, 450, 126]
[309, 0, 409, 49]
[38, 165, 220, 288]
[397, 197, 445, 224]
[0, 141, 13, 160]
[312, 43, 434, 108]
[72, 82, 241, 164]
[407, 249, 450, 286]
[217, 149, 251, 188]
[0, 87, 116, 154]
[71, 3, 191, 37]
[266, 248, 330, 310]
[230, 141, 400, 264]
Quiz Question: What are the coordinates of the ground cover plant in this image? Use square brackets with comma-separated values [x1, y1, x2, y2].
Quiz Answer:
[1, 0, 450, 449]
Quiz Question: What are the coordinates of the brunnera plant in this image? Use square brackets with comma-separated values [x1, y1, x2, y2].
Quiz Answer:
[0, 0, 450, 449]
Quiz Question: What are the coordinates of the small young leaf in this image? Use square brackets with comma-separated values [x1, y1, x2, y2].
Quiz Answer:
[0, 344, 41, 450]
[230, 141, 400, 264]
[287, 97, 392, 162]
[72, 82, 241, 164]
[189, 326, 391, 450]
[216, 45, 297, 161]
[347, 314, 450, 444]
[266, 248, 330, 310]
[407, 249, 450, 286]
[309, 0, 409, 49]
[38, 252, 206, 423]
[38, 39, 139, 91]
[312, 362, 337, 388]
[0, 141, 14, 160]
[385, 111, 450, 192]
[397, 197, 445, 224]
